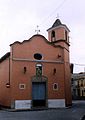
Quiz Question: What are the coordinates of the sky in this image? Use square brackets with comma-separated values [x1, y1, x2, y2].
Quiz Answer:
[0, 0, 85, 73]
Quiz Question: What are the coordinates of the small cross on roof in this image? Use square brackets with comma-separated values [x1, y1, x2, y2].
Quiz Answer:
[35, 25, 40, 34]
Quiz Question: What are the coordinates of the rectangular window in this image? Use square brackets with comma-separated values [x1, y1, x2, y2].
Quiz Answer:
[53, 83, 58, 91]
[81, 80, 83, 86]
[19, 84, 26, 89]
[65, 30, 67, 41]
[36, 64, 42, 76]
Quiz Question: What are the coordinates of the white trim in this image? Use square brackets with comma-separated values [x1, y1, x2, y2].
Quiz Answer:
[48, 99, 65, 108]
[12, 58, 64, 64]
[15, 100, 31, 109]
[53, 83, 58, 91]
[19, 84, 26, 89]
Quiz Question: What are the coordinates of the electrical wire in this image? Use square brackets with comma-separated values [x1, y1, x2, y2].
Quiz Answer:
[40, 0, 68, 25]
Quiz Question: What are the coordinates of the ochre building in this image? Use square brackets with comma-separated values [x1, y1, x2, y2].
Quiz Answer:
[0, 19, 72, 109]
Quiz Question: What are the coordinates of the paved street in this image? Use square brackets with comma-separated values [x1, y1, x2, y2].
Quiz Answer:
[0, 101, 85, 120]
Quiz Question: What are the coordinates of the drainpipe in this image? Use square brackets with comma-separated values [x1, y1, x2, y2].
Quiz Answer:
[6, 56, 10, 88]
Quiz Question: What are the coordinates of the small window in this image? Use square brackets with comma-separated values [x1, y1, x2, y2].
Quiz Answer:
[36, 64, 42, 76]
[34, 53, 42, 60]
[53, 83, 58, 90]
[19, 84, 26, 89]
[51, 31, 55, 42]
[52, 31, 55, 37]
[81, 80, 83, 86]
[65, 30, 67, 41]
[77, 81, 79, 87]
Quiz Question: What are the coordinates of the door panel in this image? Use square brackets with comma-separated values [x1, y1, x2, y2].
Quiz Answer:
[32, 83, 46, 100]
[32, 82, 46, 107]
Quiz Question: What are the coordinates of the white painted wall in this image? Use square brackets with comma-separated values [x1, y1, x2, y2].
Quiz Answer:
[15, 100, 31, 109]
[48, 99, 65, 108]
[14, 99, 65, 109]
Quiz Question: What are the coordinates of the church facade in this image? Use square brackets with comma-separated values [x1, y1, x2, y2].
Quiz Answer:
[0, 19, 72, 109]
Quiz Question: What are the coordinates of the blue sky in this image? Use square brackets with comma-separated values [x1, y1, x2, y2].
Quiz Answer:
[0, 0, 85, 73]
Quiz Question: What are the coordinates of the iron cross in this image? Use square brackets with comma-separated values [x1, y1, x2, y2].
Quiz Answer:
[35, 25, 40, 34]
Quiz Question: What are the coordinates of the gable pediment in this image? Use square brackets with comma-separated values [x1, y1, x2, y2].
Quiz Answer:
[10, 34, 64, 61]
[10, 34, 63, 49]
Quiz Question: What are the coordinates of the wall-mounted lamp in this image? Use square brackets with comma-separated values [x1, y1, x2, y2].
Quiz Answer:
[58, 54, 61, 58]
[6, 83, 10, 88]
[53, 68, 56, 75]
[24, 67, 27, 74]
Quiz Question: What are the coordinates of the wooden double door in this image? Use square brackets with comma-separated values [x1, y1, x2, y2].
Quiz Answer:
[32, 82, 46, 107]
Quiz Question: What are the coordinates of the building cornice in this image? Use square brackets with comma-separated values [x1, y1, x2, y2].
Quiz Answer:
[12, 57, 64, 64]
